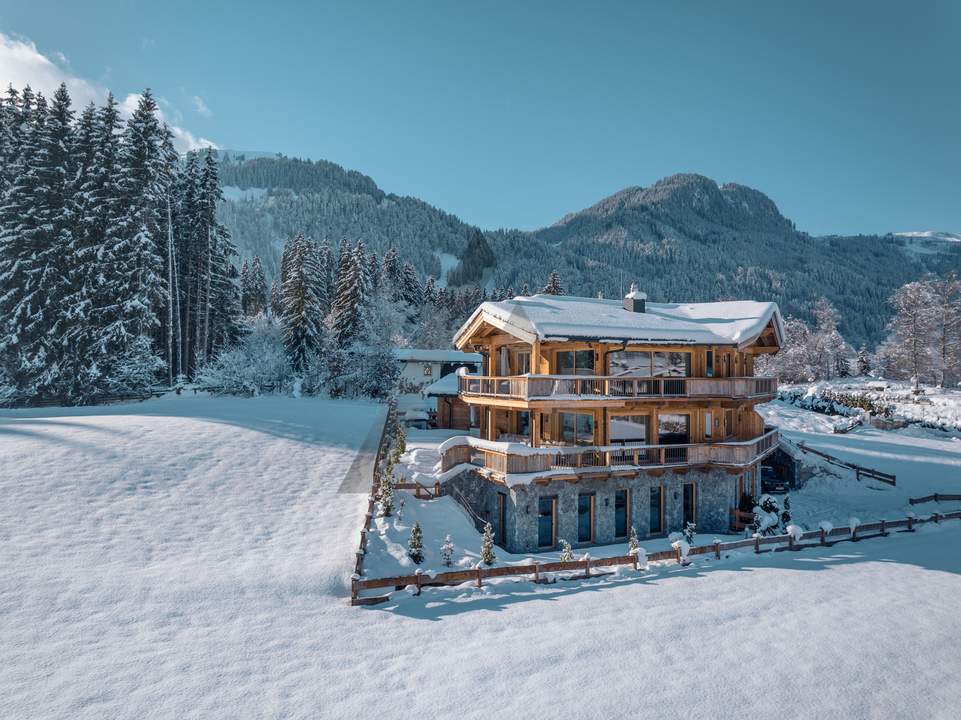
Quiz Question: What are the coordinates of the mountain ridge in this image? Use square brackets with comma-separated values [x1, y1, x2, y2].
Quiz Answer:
[215, 153, 961, 347]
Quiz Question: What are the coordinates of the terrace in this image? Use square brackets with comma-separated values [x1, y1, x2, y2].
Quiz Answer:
[439, 427, 780, 480]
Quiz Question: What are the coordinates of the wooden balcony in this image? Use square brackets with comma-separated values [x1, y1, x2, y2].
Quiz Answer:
[439, 428, 780, 479]
[458, 374, 777, 402]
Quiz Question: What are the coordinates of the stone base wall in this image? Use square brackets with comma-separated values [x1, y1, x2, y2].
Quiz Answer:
[442, 467, 749, 554]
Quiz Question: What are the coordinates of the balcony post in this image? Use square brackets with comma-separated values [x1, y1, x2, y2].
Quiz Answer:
[531, 340, 541, 374]
[531, 412, 541, 448]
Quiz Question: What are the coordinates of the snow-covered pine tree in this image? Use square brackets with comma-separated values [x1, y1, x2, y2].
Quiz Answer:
[558, 538, 574, 561]
[422, 276, 436, 306]
[480, 522, 496, 565]
[240, 258, 251, 315]
[101, 89, 171, 391]
[441, 535, 454, 567]
[780, 495, 792, 531]
[269, 272, 283, 318]
[247, 256, 269, 317]
[281, 234, 325, 375]
[407, 522, 425, 564]
[856, 345, 871, 376]
[381, 246, 402, 299]
[0, 85, 75, 398]
[520, 283, 531, 296]
[543, 270, 563, 295]
[315, 238, 333, 314]
[378, 469, 394, 517]
[682, 522, 697, 545]
[332, 241, 365, 349]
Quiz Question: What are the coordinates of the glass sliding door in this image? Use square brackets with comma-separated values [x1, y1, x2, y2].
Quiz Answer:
[560, 412, 595, 446]
[555, 350, 595, 376]
[658, 414, 690, 464]
[608, 351, 653, 377]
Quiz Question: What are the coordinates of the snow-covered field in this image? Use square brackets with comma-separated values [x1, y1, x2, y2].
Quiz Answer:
[3, 395, 961, 718]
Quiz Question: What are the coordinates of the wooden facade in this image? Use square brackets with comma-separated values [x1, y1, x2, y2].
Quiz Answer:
[446, 300, 782, 482]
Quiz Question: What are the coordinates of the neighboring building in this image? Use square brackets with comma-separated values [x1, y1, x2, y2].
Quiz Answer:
[393, 349, 482, 391]
[436, 288, 785, 553]
[424, 373, 472, 430]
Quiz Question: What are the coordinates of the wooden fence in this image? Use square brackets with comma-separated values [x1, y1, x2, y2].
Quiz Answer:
[909, 493, 961, 505]
[351, 507, 961, 605]
[796, 441, 896, 486]
[350, 403, 395, 601]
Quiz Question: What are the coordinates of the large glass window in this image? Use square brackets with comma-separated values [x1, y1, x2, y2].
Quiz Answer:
[653, 351, 691, 377]
[610, 415, 649, 444]
[538, 497, 555, 548]
[561, 412, 595, 445]
[703, 411, 713, 439]
[614, 489, 629, 539]
[608, 351, 653, 377]
[650, 486, 663, 535]
[683, 483, 697, 526]
[658, 414, 690, 444]
[705, 350, 714, 378]
[514, 351, 531, 375]
[577, 494, 594, 543]
[556, 349, 595, 376]
[517, 411, 531, 438]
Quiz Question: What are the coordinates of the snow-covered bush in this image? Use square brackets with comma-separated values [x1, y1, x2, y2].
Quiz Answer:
[818, 520, 834, 534]
[631, 546, 648, 569]
[780, 495, 792, 530]
[670, 533, 691, 561]
[786, 524, 804, 542]
[407, 522, 424, 564]
[378, 471, 394, 517]
[849, 517, 861, 534]
[197, 317, 294, 395]
[480, 522, 496, 565]
[559, 539, 574, 561]
[440, 535, 454, 567]
[753, 495, 781, 536]
[682, 521, 697, 545]
[627, 526, 639, 553]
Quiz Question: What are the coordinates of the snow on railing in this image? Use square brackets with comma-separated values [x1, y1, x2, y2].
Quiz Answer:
[439, 429, 780, 475]
[458, 374, 777, 401]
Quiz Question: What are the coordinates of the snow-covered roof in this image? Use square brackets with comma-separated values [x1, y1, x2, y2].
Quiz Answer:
[393, 348, 482, 363]
[423, 372, 460, 396]
[455, 294, 783, 349]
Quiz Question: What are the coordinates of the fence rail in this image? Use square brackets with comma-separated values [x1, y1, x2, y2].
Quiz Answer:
[459, 374, 778, 401]
[909, 493, 961, 505]
[351, 508, 961, 604]
[796, 441, 896, 486]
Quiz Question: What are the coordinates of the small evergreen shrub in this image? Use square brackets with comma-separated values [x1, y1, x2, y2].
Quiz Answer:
[407, 521, 424, 564]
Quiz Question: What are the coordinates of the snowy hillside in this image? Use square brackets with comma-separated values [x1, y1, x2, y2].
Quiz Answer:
[4, 395, 961, 719]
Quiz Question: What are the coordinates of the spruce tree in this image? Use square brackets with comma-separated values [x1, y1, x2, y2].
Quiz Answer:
[407, 522, 425, 564]
[480, 522, 496, 565]
[240, 258, 251, 315]
[332, 241, 365, 349]
[628, 526, 639, 553]
[281, 235, 325, 374]
[441, 535, 454, 567]
[543, 270, 563, 295]
[559, 539, 574, 561]
[378, 470, 394, 517]
[248, 256, 269, 316]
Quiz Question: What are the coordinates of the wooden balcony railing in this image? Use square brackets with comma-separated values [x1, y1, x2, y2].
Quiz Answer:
[458, 374, 777, 401]
[439, 428, 780, 477]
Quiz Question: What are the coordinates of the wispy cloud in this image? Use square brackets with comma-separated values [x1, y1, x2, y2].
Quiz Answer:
[191, 95, 212, 118]
[0, 31, 215, 152]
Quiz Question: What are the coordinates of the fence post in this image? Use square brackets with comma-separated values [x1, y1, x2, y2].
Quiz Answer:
[907, 516, 914, 532]
[714, 540, 721, 560]
[934, 512, 941, 524]
[434, 482, 441, 497]
[676, 545, 683, 563]
[934, 493, 939, 503]
[534, 563, 541, 583]
[754, 535, 760, 554]
[880, 519, 886, 536]
[632, 553, 638, 571]
[788, 534, 795, 551]
[415, 571, 422, 596]
[585, 557, 591, 578]
[856, 468, 861, 482]
[820, 527, 826, 545]
[476, 566, 483, 588]
[851, 525, 858, 542]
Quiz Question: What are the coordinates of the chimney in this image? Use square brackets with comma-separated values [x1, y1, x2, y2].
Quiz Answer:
[623, 282, 647, 313]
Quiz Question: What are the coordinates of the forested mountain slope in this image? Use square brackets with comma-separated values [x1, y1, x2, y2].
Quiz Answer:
[217, 155, 961, 348]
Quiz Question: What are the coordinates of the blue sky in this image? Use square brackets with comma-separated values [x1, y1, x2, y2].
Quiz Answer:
[1, 0, 958, 235]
